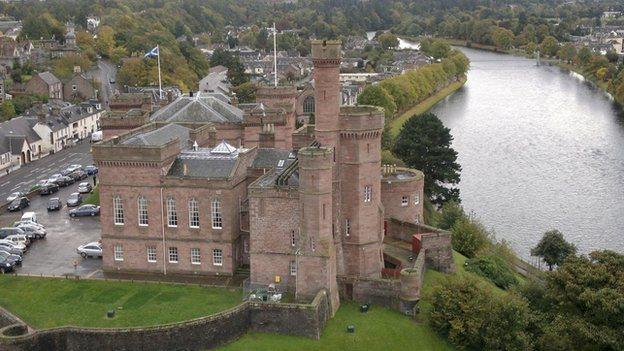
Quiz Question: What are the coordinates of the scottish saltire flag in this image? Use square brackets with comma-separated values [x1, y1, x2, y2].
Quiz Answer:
[144, 46, 159, 58]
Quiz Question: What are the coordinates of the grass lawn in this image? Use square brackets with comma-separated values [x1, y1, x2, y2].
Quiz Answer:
[389, 77, 467, 139]
[83, 185, 99, 205]
[220, 302, 455, 351]
[0, 276, 241, 329]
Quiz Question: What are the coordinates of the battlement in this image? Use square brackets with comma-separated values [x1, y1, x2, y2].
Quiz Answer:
[339, 105, 384, 132]
[311, 40, 341, 63]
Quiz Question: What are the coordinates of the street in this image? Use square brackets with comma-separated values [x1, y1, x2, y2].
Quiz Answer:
[0, 143, 94, 202]
[95, 59, 118, 111]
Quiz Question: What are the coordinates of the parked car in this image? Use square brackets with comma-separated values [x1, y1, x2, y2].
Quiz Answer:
[57, 176, 75, 187]
[69, 204, 100, 217]
[77, 241, 102, 258]
[67, 193, 83, 207]
[0, 227, 26, 240]
[6, 192, 24, 202]
[66, 164, 83, 173]
[5, 234, 30, 248]
[21, 211, 38, 223]
[48, 174, 63, 184]
[7, 197, 29, 211]
[69, 170, 87, 181]
[15, 224, 45, 240]
[0, 255, 17, 273]
[0, 250, 22, 266]
[40, 183, 59, 195]
[13, 221, 45, 232]
[77, 182, 92, 194]
[85, 165, 98, 175]
[0, 240, 25, 256]
[47, 197, 62, 211]
[36, 179, 50, 188]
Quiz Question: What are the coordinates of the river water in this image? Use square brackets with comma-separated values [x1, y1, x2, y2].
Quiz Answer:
[429, 47, 624, 257]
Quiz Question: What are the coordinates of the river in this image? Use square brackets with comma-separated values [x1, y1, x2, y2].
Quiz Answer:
[429, 47, 624, 257]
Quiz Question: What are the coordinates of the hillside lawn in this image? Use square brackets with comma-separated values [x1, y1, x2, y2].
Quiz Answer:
[0, 276, 241, 328]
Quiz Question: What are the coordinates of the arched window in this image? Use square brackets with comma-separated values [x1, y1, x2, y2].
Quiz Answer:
[303, 95, 315, 114]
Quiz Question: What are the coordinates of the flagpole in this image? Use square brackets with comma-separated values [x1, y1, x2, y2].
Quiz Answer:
[157, 44, 162, 100]
[273, 23, 277, 87]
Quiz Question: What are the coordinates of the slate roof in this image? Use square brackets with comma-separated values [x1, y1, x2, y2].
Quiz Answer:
[122, 124, 191, 148]
[150, 92, 243, 124]
[167, 141, 241, 179]
[251, 148, 295, 169]
[0, 116, 41, 155]
[38, 72, 61, 86]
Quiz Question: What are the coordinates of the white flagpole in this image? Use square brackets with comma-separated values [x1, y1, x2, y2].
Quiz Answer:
[157, 44, 163, 100]
[273, 23, 277, 87]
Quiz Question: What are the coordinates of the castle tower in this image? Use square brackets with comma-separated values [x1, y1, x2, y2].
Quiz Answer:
[339, 106, 385, 278]
[297, 146, 340, 314]
[65, 21, 76, 47]
[311, 40, 341, 149]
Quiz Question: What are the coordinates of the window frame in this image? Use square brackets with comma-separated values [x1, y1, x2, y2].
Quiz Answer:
[147, 246, 157, 263]
[364, 185, 372, 203]
[114, 244, 123, 261]
[138, 196, 148, 226]
[166, 196, 178, 227]
[113, 195, 124, 225]
[190, 248, 201, 265]
[212, 248, 223, 266]
[289, 260, 297, 276]
[168, 247, 179, 263]
[401, 195, 409, 207]
[211, 198, 223, 229]
[188, 198, 200, 228]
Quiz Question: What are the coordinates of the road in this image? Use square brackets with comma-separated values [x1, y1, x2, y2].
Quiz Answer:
[95, 59, 118, 110]
[0, 143, 94, 202]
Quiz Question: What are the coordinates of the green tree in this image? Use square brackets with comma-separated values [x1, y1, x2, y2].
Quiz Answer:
[0, 101, 16, 121]
[393, 113, 461, 205]
[539, 36, 559, 57]
[451, 217, 490, 258]
[531, 230, 576, 270]
[576, 47, 593, 66]
[491, 27, 515, 50]
[557, 43, 577, 63]
[232, 82, 256, 103]
[357, 85, 396, 118]
[96, 25, 116, 58]
[434, 201, 465, 230]
[378, 32, 399, 49]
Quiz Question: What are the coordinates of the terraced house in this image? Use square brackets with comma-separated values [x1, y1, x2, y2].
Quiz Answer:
[95, 41, 450, 314]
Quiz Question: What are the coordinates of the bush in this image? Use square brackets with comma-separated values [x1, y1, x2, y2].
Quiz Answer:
[466, 254, 518, 289]
[451, 217, 490, 258]
[428, 275, 533, 351]
[434, 201, 465, 230]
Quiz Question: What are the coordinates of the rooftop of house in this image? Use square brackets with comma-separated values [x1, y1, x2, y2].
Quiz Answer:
[122, 123, 191, 148]
[150, 91, 243, 124]
[0, 116, 41, 154]
[166, 140, 246, 179]
[37, 72, 61, 86]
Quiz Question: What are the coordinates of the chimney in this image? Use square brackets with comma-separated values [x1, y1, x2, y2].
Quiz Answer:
[182, 163, 188, 176]
[231, 93, 238, 107]
[167, 90, 173, 103]
[73, 65, 81, 74]
[189, 91, 194, 97]
[51, 106, 61, 117]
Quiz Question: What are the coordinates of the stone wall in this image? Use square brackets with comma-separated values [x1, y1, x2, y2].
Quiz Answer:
[0, 290, 330, 351]
[337, 276, 401, 310]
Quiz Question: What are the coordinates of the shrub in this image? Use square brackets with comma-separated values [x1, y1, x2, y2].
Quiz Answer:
[434, 201, 465, 230]
[451, 217, 490, 258]
[428, 275, 533, 351]
[466, 254, 518, 289]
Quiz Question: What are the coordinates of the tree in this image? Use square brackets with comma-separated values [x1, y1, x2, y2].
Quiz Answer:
[530, 230, 576, 270]
[393, 113, 461, 205]
[232, 82, 256, 103]
[540, 36, 559, 57]
[557, 43, 577, 63]
[491, 27, 515, 50]
[576, 47, 593, 66]
[0, 101, 16, 121]
[378, 32, 399, 49]
[96, 25, 116, 58]
[451, 217, 490, 258]
[357, 85, 396, 118]
[435, 201, 465, 230]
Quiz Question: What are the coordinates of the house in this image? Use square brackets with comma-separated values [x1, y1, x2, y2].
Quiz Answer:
[0, 116, 44, 171]
[0, 37, 32, 69]
[63, 68, 96, 102]
[198, 65, 231, 95]
[25, 72, 63, 100]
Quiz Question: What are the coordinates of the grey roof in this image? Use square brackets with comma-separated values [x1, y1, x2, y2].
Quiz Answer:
[150, 92, 242, 123]
[167, 142, 242, 179]
[252, 148, 295, 169]
[0, 116, 41, 155]
[38, 72, 61, 86]
[6, 135, 25, 155]
[122, 124, 191, 147]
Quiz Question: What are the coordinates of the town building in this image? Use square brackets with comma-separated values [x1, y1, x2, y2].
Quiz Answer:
[198, 65, 230, 95]
[63, 67, 97, 102]
[25, 71, 63, 100]
[94, 40, 451, 315]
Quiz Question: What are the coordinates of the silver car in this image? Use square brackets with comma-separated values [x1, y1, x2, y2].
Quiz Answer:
[77, 242, 102, 258]
[6, 192, 24, 202]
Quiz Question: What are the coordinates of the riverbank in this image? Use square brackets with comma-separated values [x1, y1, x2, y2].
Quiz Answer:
[388, 76, 467, 139]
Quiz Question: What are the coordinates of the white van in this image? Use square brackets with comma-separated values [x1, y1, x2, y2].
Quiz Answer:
[21, 212, 38, 224]
[91, 131, 103, 143]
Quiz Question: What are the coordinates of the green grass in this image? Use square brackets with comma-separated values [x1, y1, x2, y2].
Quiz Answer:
[220, 302, 455, 351]
[83, 185, 99, 205]
[0, 276, 241, 329]
[389, 77, 467, 139]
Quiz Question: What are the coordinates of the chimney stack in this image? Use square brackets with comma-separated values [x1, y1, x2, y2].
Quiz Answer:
[183, 163, 188, 176]
[73, 65, 81, 74]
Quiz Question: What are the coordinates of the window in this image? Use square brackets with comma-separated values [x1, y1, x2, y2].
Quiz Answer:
[364, 185, 372, 203]
[188, 198, 199, 228]
[414, 193, 420, 205]
[345, 219, 350, 237]
[303, 95, 315, 114]
[190, 248, 201, 265]
[138, 196, 148, 226]
[147, 246, 157, 262]
[277, 159, 285, 167]
[167, 196, 178, 227]
[212, 249, 223, 266]
[168, 247, 178, 263]
[290, 230, 296, 247]
[113, 195, 124, 225]
[243, 239, 249, 253]
[311, 238, 316, 252]
[114, 244, 123, 261]
[401, 196, 409, 207]
[211, 198, 222, 229]
[289, 260, 297, 276]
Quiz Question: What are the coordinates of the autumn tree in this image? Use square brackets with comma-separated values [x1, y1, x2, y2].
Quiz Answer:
[531, 230, 576, 270]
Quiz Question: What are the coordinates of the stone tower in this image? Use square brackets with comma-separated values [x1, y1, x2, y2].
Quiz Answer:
[297, 146, 340, 313]
[338, 106, 385, 278]
[65, 21, 76, 47]
[311, 40, 341, 149]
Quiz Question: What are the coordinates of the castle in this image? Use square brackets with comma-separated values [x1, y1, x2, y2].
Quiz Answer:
[94, 40, 452, 314]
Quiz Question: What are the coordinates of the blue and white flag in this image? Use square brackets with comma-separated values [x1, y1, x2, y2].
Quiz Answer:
[144, 46, 159, 58]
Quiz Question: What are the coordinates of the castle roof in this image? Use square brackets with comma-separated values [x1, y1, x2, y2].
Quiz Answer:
[166, 142, 245, 179]
[122, 123, 191, 148]
[150, 92, 243, 124]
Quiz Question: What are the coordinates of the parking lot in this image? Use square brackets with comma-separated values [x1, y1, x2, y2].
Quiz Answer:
[0, 145, 103, 277]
